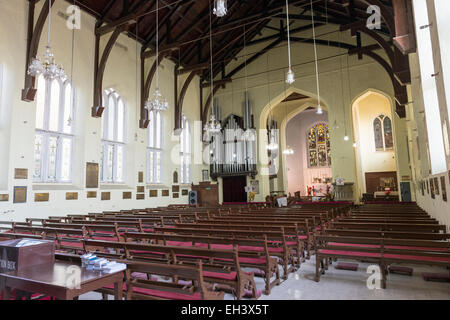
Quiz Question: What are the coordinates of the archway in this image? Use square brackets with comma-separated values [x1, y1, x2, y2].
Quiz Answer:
[256, 86, 331, 200]
[351, 89, 400, 202]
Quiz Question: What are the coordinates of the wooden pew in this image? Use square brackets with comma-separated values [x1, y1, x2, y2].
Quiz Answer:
[314, 235, 450, 288]
[123, 260, 224, 300]
[83, 239, 268, 297]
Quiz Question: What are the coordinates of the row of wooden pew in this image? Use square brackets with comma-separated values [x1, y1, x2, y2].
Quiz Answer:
[314, 203, 450, 288]
[0, 202, 351, 299]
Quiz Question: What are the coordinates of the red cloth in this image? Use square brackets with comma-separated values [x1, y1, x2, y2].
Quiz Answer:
[203, 271, 237, 280]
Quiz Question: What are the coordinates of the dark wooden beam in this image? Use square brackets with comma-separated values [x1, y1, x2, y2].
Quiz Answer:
[92, 25, 127, 117]
[22, 0, 55, 102]
[175, 71, 197, 133]
[392, 0, 416, 54]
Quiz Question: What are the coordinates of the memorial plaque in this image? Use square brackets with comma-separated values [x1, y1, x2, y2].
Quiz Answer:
[162, 190, 169, 197]
[34, 193, 49, 202]
[86, 162, 99, 188]
[137, 186, 145, 193]
[173, 193, 179, 198]
[172, 185, 180, 193]
[149, 190, 158, 197]
[87, 191, 97, 198]
[0, 194, 9, 202]
[138, 171, 144, 183]
[123, 192, 132, 199]
[66, 192, 78, 200]
[173, 171, 178, 183]
[13, 186, 27, 203]
[182, 189, 188, 196]
[14, 168, 28, 180]
[441, 176, 447, 202]
[136, 193, 145, 200]
[101, 192, 111, 200]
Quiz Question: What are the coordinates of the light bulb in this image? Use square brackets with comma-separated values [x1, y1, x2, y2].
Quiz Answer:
[285, 68, 295, 84]
[353, 143, 357, 148]
[344, 135, 349, 141]
[316, 105, 323, 114]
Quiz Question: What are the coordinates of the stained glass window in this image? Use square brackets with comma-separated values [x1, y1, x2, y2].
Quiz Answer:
[33, 75, 74, 183]
[373, 115, 394, 151]
[308, 123, 331, 167]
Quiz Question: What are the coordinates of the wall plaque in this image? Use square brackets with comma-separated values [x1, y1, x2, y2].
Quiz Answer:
[162, 190, 169, 197]
[0, 194, 9, 202]
[434, 177, 440, 195]
[87, 191, 97, 198]
[173, 171, 178, 183]
[14, 168, 28, 180]
[441, 176, 447, 202]
[172, 185, 180, 193]
[101, 192, 111, 200]
[173, 193, 179, 198]
[149, 190, 158, 197]
[137, 186, 145, 193]
[181, 189, 188, 196]
[13, 186, 27, 203]
[35, 193, 49, 202]
[138, 171, 144, 183]
[86, 162, 99, 188]
[123, 192, 132, 199]
[66, 192, 78, 200]
[136, 193, 145, 200]
[430, 179, 435, 199]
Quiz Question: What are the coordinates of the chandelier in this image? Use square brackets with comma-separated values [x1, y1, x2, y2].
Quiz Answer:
[28, 1, 65, 81]
[145, 88, 168, 111]
[285, 0, 295, 84]
[283, 146, 294, 155]
[203, 114, 222, 134]
[146, 0, 168, 112]
[213, 0, 227, 17]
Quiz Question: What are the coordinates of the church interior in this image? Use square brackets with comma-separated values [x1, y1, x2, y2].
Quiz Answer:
[0, 0, 449, 301]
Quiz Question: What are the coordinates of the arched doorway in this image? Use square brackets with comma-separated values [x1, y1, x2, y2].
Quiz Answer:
[351, 90, 400, 201]
[284, 108, 332, 197]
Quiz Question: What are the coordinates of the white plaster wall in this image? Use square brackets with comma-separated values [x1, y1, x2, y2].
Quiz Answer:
[0, 0, 207, 222]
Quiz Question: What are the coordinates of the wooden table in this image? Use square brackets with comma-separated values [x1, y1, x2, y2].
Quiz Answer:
[0, 260, 123, 300]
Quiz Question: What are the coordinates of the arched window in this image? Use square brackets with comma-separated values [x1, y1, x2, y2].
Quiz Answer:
[180, 115, 191, 184]
[100, 89, 126, 183]
[307, 123, 331, 167]
[33, 75, 75, 182]
[373, 115, 393, 151]
[147, 110, 163, 183]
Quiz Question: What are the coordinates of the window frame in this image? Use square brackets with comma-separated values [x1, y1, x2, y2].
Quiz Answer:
[307, 122, 331, 168]
[373, 114, 394, 152]
[100, 89, 127, 184]
[180, 115, 191, 184]
[33, 76, 75, 183]
[147, 109, 163, 184]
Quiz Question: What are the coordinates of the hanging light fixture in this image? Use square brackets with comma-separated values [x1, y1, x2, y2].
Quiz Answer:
[28, 0, 66, 81]
[204, 0, 222, 135]
[283, 147, 294, 155]
[241, 25, 256, 142]
[310, 0, 322, 115]
[285, 0, 295, 84]
[145, 0, 168, 112]
[213, 0, 227, 17]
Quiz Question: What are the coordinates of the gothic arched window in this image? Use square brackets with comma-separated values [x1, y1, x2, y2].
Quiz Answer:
[373, 115, 393, 151]
[308, 123, 331, 167]
[100, 89, 126, 183]
[147, 110, 163, 183]
[33, 75, 75, 182]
